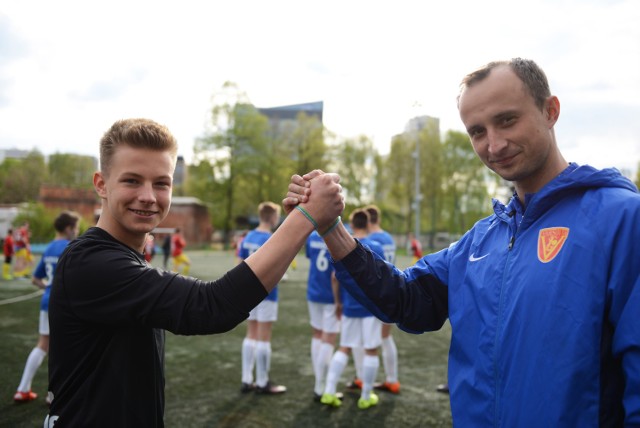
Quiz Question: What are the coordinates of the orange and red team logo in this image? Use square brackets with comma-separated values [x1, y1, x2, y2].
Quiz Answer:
[537, 227, 569, 263]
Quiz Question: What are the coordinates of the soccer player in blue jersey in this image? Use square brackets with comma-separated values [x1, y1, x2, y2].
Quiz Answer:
[14, 211, 80, 403]
[320, 208, 385, 410]
[238, 201, 287, 395]
[305, 230, 341, 401]
[364, 205, 401, 394]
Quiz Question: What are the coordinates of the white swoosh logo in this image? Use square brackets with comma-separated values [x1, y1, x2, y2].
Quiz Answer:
[469, 253, 490, 262]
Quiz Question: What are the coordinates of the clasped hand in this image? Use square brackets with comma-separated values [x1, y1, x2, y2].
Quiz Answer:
[283, 170, 344, 231]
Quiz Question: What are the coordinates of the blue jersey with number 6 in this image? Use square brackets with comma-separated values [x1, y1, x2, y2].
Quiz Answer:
[305, 231, 334, 304]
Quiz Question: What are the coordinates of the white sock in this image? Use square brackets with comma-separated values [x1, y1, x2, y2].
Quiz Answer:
[352, 346, 365, 379]
[241, 338, 256, 384]
[381, 336, 398, 383]
[314, 342, 334, 395]
[255, 341, 271, 388]
[311, 337, 321, 370]
[324, 350, 348, 395]
[17, 347, 47, 392]
[361, 354, 380, 400]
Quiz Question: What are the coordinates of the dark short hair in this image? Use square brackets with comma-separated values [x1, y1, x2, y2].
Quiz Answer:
[364, 205, 380, 224]
[54, 211, 80, 233]
[459, 58, 551, 110]
[349, 208, 370, 230]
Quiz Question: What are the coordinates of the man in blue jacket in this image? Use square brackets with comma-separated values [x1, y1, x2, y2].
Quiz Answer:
[286, 58, 640, 426]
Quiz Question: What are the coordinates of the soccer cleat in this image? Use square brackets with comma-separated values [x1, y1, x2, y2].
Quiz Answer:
[357, 392, 379, 410]
[374, 381, 401, 394]
[345, 377, 363, 390]
[240, 383, 255, 394]
[314, 391, 343, 402]
[14, 390, 37, 402]
[255, 382, 287, 395]
[320, 393, 342, 407]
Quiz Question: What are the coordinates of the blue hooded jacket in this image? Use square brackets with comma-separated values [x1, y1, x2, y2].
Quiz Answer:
[335, 164, 640, 427]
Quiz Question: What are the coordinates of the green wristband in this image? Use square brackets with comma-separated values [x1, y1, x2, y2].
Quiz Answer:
[320, 216, 341, 237]
[295, 206, 319, 229]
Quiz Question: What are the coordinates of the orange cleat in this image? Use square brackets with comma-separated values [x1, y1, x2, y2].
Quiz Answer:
[14, 390, 37, 402]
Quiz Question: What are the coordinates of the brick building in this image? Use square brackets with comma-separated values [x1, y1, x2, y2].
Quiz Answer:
[39, 185, 101, 224]
[155, 196, 212, 247]
[39, 187, 212, 248]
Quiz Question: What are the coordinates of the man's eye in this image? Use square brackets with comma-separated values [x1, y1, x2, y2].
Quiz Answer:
[469, 129, 485, 138]
[501, 116, 516, 126]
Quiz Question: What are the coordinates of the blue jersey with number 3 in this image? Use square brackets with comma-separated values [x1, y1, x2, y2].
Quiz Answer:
[33, 239, 71, 311]
[239, 230, 278, 301]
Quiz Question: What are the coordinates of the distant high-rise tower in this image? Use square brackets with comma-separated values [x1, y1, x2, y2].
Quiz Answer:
[257, 101, 323, 124]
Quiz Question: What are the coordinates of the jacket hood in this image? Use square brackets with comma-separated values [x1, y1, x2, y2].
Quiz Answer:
[494, 163, 638, 222]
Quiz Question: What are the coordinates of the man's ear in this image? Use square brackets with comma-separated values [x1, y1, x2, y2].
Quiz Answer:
[545, 95, 560, 127]
[93, 171, 107, 199]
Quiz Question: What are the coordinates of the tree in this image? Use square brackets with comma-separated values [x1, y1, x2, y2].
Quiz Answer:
[287, 111, 329, 174]
[47, 153, 96, 189]
[441, 130, 493, 235]
[384, 134, 415, 234]
[12, 202, 88, 243]
[330, 135, 378, 206]
[195, 82, 278, 246]
[416, 122, 444, 248]
[0, 150, 47, 203]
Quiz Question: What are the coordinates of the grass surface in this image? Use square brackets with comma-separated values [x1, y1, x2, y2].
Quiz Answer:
[0, 250, 452, 427]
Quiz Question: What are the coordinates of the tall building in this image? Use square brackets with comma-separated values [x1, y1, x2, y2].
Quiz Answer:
[0, 148, 30, 164]
[404, 115, 440, 135]
[257, 101, 323, 124]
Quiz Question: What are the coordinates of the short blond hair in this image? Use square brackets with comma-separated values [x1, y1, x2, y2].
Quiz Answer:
[99, 118, 178, 176]
[258, 201, 280, 222]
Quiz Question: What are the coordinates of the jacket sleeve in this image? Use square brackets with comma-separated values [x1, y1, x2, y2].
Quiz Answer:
[607, 195, 640, 424]
[334, 240, 448, 334]
[60, 243, 267, 335]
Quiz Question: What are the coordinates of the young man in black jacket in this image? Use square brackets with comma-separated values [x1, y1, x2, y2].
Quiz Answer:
[44, 118, 344, 427]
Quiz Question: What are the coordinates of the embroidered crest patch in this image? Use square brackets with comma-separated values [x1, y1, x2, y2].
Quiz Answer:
[537, 227, 569, 263]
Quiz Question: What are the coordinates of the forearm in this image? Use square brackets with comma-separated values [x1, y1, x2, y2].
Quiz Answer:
[32, 277, 46, 289]
[245, 209, 314, 292]
[322, 221, 357, 261]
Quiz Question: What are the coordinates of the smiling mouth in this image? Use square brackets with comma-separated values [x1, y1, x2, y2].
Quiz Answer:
[130, 209, 158, 217]
[491, 154, 517, 165]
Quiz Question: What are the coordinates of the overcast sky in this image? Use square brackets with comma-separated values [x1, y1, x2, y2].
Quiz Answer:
[1, 0, 639, 176]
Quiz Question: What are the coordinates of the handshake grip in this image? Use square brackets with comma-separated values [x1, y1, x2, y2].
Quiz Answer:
[298, 173, 344, 232]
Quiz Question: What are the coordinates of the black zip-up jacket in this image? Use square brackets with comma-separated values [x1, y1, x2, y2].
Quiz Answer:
[45, 227, 266, 427]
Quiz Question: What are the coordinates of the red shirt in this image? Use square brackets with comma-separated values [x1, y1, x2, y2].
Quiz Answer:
[3, 234, 14, 257]
[171, 234, 186, 257]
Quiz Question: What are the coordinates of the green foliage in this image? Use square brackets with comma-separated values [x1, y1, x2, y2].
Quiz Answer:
[635, 161, 640, 189]
[330, 135, 378, 206]
[47, 153, 96, 189]
[418, 121, 445, 247]
[379, 127, 493, 240]
[13, 203, 57, 243]
[0, 150, 47, 203]
[192, 82, 331, 245]
[287, 111, 329, 174]
[12, 203, 89, 243]
[441, 130, 494, 235]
